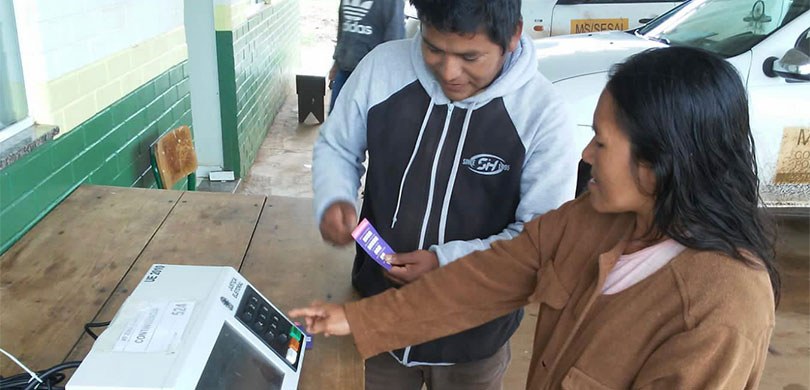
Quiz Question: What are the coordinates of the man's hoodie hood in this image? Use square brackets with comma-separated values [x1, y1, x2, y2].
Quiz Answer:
[410, 33, 538, 107]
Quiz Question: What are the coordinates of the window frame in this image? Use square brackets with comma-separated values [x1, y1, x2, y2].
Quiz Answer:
[0, 0, 31, 139]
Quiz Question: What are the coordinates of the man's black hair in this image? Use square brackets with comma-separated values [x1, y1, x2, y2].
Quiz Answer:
[410, 0, 522, 52]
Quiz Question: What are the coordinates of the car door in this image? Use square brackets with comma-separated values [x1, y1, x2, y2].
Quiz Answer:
[549, 0, 682, 36]
[522, 0, 558, 39]
[746, 14, 810, 208]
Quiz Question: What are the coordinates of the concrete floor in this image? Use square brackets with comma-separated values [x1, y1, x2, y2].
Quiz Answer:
[236, 92, 809, 389]
[764, 216, 810, 390]
[235, 1, 810, 387]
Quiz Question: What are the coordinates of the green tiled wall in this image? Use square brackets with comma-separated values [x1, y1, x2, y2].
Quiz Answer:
[216, 1, 299, 177]
[0, 61, 192, 254]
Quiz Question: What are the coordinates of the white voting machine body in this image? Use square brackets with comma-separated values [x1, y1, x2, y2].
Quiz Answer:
[67, 264, 306, 390]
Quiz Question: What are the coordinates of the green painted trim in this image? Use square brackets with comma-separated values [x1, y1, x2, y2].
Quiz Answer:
[215, 31, 241, 177]
[0, 61, 192, 255]
[149, 143, 165, 189]
[0, 182, 82, 255]
[214, 0, 299, 179]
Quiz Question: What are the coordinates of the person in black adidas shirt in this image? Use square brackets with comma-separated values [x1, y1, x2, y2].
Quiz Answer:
[329, 0, 404, 113]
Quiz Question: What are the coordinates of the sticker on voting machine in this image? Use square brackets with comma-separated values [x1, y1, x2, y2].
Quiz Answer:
[351, 219, 394, 270]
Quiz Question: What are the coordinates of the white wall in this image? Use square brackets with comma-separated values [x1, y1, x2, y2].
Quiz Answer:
[214, 0, 251, 5]
[14, 0, 184, 83]
[12, 0, 188, 133]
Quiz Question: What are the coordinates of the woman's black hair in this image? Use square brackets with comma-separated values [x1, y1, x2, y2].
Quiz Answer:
[409, 0, 522, 52]
[607, 46, 780, 305]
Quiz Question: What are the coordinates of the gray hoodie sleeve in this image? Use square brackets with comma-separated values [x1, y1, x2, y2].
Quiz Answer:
[430, 84, 579, 267]
[312, 66, 369, 223]
[314, 39, 423, 224]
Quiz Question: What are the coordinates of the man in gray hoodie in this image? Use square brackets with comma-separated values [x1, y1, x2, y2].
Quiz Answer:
[329, 0, 404, 113]
[313, 0, 578, 388]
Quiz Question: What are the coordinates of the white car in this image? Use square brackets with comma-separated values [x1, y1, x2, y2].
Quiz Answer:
[405, 1, 684, 39]
[536, 0, 810, 210]
[522, 0, 683, 39]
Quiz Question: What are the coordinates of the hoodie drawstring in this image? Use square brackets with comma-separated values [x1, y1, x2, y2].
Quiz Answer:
[391, 97, 435, 229]
[437, 103, 476, 245]
[417, 103, 454, 249]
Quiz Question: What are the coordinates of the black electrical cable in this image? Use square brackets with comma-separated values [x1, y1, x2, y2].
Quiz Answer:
[0, 374, 59, 389]
[1, 321, 106, 389]
[83, 321, 110, 340]
[23, 361, 80, 390]
[0, 373, 62, 389]
[0, 361, 80, 390]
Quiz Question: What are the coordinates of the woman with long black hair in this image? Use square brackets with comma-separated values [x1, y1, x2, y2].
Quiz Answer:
[291, 46, 779, 389]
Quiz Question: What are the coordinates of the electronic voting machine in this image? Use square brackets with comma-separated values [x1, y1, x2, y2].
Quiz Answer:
[67, 264, 306, 390]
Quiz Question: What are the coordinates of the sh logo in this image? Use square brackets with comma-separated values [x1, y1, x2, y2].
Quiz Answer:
[462, 154, 511, 176]
[342, 0, 374, 35]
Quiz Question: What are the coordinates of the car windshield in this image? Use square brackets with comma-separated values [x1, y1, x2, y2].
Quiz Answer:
[637, 0, 809, 57]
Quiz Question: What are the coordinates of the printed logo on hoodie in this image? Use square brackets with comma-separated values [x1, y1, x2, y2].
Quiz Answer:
[342, 0, 374, 35]
[462, 154, 511, 176]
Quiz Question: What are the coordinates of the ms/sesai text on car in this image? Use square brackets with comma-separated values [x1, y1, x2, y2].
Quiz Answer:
[405, 0, 685, 39]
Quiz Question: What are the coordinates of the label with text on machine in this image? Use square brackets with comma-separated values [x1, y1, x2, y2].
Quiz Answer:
[352, 218, 394, 270]
[113, 301, 195, 353]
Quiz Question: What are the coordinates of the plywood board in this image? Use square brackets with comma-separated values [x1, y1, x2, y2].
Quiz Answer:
[154, 125, 197, 189]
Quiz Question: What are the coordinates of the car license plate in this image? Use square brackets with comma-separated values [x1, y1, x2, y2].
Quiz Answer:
[570, 18, 629, 34]
[775, 126, 810, 183]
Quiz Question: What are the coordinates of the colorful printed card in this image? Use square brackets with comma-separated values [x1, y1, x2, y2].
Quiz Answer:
[351, 218, 394, 270]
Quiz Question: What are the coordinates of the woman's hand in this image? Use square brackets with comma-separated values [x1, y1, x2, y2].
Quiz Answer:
[289, 301, 351, 337]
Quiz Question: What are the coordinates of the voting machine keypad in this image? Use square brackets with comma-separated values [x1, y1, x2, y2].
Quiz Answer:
[235, 286, 304, 370]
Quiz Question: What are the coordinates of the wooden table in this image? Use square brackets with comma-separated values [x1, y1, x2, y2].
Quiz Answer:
[0, 185, 363, 389]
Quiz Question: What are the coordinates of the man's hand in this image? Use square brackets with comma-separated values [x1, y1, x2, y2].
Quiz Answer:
[385, 250, 439, 285]
[289, 301, 351, 337]
[319, 201, 357, 246]
[328, 63, 338, 82]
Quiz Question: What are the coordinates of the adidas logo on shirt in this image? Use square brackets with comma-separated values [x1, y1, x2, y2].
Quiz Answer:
[342, 0, 374, 35]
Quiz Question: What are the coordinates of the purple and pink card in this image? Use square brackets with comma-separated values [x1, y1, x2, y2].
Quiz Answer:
[351, 218, 394, 270]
